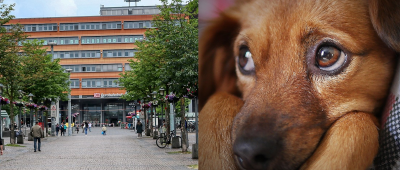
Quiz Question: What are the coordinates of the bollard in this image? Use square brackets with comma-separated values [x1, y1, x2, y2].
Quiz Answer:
[153, 131, 158, 139]
[192, 143, 198, 159]
[17, 134, 24, 144]
[172, 136, 181, 148]
[146, 129, 151, 136]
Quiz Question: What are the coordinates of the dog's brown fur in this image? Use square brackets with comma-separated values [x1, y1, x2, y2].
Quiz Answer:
[199, 0, 400, 169]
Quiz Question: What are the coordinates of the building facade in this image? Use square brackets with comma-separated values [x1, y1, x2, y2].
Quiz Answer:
[6, 6, 161, 126]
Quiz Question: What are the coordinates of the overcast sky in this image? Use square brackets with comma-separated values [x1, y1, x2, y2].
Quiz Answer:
[4, 0, 165, 18]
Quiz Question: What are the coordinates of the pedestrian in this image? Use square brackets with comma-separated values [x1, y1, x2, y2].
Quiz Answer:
[81, 122, 84, 133]
[102, 125, 107, 135]
[88, 122, 92, 132]
[84, 120, 89, 136]
[136, 120, 143, 138]
[76, 124, 79, 134]
[60, 123, 64, 136]
[55, 123, 60, 136]
[30, 122, 43, 152]
[63, 123, 67, 135]
[0, 135, 3, 155]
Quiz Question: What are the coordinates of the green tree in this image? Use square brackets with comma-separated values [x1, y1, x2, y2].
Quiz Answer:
[20, 39, 70, 136]
[0, 4, 70, 143]
[119, 0, 198, 151]
[0, 4, 28, 144]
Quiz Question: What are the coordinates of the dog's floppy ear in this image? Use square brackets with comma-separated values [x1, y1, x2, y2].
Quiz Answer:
[199, 10, 241, 110]
[369, 0, 400, 52]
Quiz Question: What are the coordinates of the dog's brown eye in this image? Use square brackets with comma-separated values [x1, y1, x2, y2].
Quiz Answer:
[316, 46, 346, 71]
[238, 47, 255, 73]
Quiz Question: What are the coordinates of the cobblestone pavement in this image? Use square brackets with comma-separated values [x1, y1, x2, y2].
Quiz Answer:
[0, 127, 198, 170]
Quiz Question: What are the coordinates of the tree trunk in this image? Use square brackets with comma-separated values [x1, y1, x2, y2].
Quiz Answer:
[166, 101, 170, 137]
[10, 106, 15, 144]
[181, 98, 187, 152]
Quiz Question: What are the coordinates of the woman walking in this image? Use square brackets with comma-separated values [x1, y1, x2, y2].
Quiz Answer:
[136, 120, 143, 138]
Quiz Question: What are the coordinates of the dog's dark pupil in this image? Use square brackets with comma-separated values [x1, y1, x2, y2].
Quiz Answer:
[239, 49, 249, 68]
[319, 47, 334, 62]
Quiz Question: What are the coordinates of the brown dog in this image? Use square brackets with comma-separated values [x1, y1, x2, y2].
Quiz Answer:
[199, 0, 400, 169]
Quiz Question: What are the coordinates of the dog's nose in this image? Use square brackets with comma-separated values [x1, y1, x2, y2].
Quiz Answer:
[233, 136, 278, 170]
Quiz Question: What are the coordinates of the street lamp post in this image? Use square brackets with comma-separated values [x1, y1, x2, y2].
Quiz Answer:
[50, 98, 55, 136]
[48, 42, 57, 62]
[158, 88, 165, 129]
[27, 93, 34, 141]
[66, 68, 72, 136]
[152, 91, 158, 139]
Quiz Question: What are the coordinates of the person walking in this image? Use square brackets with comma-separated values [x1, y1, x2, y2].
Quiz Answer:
[136, 120, 143, 138]
[30, 122, 43, 152]
[55, 123, 60, 136]
[88, 122, 92, 132]
[63, 123, 67, 136]
[0, 136, 3, 155]
[60, 123, 64, 136]
[76, 124, 79, 134]
[84, 121, 89, 136]
[81, 122, 84, 133]
[102, 125, 107, 135]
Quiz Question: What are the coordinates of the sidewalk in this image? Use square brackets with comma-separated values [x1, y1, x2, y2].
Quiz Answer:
[0, 127, 198, 170]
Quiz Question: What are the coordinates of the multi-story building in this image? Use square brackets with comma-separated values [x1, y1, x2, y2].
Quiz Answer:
[6, 5, 161, 126]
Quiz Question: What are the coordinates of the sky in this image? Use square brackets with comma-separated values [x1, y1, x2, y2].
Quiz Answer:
[4, 0, 164, 18]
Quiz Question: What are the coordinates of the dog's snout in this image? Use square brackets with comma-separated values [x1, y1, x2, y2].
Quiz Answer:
[233, 136, 278, 170]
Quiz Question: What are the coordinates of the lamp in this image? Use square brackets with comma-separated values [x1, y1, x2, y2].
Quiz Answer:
[152, 91, 157, 99]
[28, 93, 34, 131]
[48, 41, 57, 62]
[159, 87, 165, 96]
[66, 68, 72, 136]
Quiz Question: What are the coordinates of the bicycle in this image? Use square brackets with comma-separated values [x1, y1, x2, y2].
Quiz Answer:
[156, 130, 180, 148]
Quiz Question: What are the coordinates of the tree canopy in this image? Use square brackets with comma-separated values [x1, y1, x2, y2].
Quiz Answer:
[119, 0, 198, 100]
[0, 3, 70, 144]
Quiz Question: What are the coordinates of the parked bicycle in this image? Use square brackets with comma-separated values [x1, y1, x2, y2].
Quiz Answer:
[156, 130, 181, 148]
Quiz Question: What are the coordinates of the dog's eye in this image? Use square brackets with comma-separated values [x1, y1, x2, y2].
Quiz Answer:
[316, 46, 346, 71]
[238, 46, 255, 73]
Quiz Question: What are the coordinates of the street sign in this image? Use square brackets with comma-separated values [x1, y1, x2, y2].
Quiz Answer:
[51, 105, 57, 117]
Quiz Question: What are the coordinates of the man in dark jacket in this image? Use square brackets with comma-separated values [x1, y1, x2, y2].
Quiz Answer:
[30, 122, 43, 152]
[136, 120, 143, 138]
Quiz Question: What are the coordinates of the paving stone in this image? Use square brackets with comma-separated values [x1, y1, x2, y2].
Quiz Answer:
[0, 127, 198, 169]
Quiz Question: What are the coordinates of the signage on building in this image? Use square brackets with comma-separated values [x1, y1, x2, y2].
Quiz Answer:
[51, 105, 57, 117]
[101, 93, 123, 98]
[94, 93, 101, 98]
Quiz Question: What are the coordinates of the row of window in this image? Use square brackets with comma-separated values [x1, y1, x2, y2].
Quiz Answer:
[81, 35, 144, 44]
[124, 21, 153, 29]
[60, 22, 122, 31]
[3, 20, 154, 32]
[101, 8, 161, 16]
[103, 49, 137, 58]
[47, 50, 101, 59]
[62, 64, 124, 73]
[46, 49, 137, 59]
[21, 35, 143, 46]
[69, 78, 120, 88]
[3, 24, 58, 32]
[24, 37, 79, 46]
